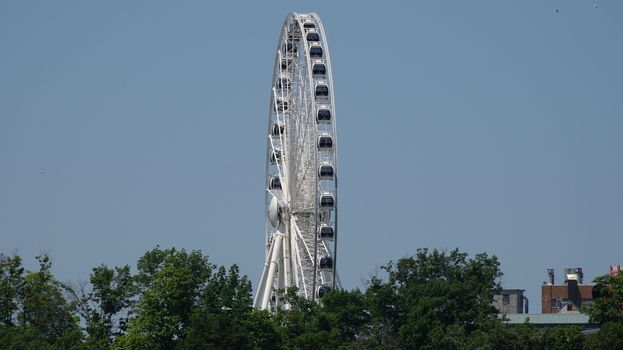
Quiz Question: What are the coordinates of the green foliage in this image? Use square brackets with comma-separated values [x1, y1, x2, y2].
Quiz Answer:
[0, 254, 85, 349]
[0, 254, 24, 326]
[19, 255, 82, 341]
[2, 247, 616, 349]
[319, 289, 369, 342]
[583, 321, 623, 350]
[582, 273, 623, 349]
[364, 248, 502, 349]
[584, 273, 623, 325]
[73, 264, 137, 348]
[114, 247, 213, 349]
[178, 265, 267, 349]
[464, 323, 584, 350]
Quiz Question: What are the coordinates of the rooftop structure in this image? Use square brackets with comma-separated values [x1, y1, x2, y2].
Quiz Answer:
[503, 313, 595, 330]
[541, 267, 594, 313]
[493, 289, 528, 314]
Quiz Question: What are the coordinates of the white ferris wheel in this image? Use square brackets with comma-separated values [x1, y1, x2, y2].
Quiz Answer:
[254, 12, 340, 310]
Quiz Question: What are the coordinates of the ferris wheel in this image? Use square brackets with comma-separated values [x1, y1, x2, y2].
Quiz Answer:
[254, 12, 340, 310]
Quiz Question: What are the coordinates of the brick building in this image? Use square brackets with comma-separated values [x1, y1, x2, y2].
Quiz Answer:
[541, 268, 593, 313]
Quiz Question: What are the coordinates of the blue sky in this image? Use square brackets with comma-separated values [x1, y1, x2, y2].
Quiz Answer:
[1, 1, 622, 309]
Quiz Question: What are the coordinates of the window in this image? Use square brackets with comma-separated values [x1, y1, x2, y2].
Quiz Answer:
[502, 294, 510, 305]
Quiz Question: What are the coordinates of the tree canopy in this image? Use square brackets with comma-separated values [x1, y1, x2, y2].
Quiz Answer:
[0, 247, 616, 349]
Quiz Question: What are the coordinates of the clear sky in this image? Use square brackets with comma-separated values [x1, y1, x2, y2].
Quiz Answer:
[1, 1, 622, 310]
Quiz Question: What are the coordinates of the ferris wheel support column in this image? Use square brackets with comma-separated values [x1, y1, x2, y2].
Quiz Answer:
[254, 237, 275, 308]
[261, 233, 283, 309]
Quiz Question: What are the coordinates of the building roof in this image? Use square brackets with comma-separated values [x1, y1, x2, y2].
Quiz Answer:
[503, 313, 591, 325]
[494, 289, 525, 294]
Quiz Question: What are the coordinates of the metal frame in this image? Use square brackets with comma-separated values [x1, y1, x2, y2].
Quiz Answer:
[254, 13, 340, 310]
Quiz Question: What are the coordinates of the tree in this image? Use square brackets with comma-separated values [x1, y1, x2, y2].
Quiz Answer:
[363, 248, 502, 349]
[318, 288, 369, 344]
[584, 321, 623, 350]
[19, 255, 83, 342]
[113, 247, 212, 349]
[464, 323, 584, 350]
[67, 264, 137, 348]
[0, 254, 85, 349]
[0, 254, 24, 326]
[583, 272, 623, 349]
[274, 287, 324, 349]
[584, 273, 623, 325]
[178, 265, 280, 349]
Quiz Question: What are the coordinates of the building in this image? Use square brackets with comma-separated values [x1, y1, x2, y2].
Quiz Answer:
[493, 289, 528, 314]
[541, 268, 594, 313]
[503, 313, 596, 331]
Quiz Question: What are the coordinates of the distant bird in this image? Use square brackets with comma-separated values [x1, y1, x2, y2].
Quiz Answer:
[38, 169, 46, 175]
[554, 8, 559, 14]
[593, 4, 599, 8]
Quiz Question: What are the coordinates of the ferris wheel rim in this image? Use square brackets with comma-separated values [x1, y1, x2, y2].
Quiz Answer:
[257, 12, 339, 310]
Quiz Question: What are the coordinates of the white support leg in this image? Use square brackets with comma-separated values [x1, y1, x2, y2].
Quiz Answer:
[260, 233, 283, 310]
[253, 238, 277, 308]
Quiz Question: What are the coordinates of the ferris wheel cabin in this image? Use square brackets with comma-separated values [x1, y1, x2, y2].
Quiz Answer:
[319, 225, 334, 239]
[271, 123, 285, 137]
[318, 134, 334, 150]
[316, 286, 331, 299]
[306, 31, 320, 42]
[317, 108, 331, 122]
[312, 63, 326, 76]
[318, 164, 334, 179]
[319, 193, 335, 209]
[309, 45, 323, 58]
[268, 176, 282, 190]
[274, 98, 288, 112]
[319, 256, 333, 269]
[315, 84, 329, 98]
[275, 76, 291, 90]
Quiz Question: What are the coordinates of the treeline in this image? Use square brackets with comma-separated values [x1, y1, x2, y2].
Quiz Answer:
[1, 247, 622, 349]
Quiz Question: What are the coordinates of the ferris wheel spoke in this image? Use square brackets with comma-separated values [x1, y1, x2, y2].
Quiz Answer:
[290, 214, 314, 263]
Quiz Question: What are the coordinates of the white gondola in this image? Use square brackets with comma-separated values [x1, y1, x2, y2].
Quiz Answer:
[318, 163, 334, 179]
[306, 31, 320, 42]
[270, 149, 282, 164]
[318, 134, 333, 150]
[319, 225, 334, 239]
[269, 176, 282, 190]
[316, 286, 331, 298]
[317, 108, 331, 123]
[319, 193, 335, 209]
[275, 75, 291, 90]
[271, 123, 285, 137]
[319, 256, 333, 269]
[315, 83, 329, 98]
[312, 63, 326, 76]
[309, 44, 323, 58]
[274, 98, 288, 112]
